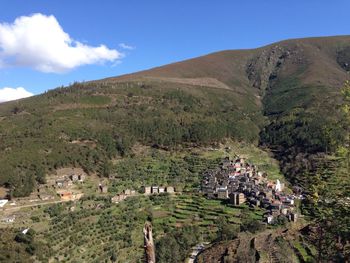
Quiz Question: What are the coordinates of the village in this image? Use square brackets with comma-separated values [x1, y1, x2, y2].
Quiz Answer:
[0, 154, 307, 262]
[201, 157, 302, 224]
[0, 155, 301, 228]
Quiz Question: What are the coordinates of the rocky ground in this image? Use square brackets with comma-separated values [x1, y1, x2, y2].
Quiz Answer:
[196, 223, 313, 263]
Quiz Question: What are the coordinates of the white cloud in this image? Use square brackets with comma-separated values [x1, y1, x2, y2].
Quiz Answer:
[119, 43, 135, 50]
[0, 87, 33, 102]
[0, 13, 122, 73]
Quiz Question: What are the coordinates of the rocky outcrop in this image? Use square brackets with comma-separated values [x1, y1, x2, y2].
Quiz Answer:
[337, 46, 350, 71]
[196, 228, 305, 263]
[246, 45, 290, 92]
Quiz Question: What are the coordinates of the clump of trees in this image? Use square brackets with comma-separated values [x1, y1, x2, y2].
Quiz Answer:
[240, 208, 266, 234]
[156, 226, 201, 263]
[215, 215, 239, 241]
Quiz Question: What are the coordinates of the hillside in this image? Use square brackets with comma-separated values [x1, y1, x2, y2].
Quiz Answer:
[196, 225, 314, 263]
[0, 35, 349, 196]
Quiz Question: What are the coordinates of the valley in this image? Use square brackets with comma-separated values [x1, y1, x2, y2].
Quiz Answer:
[0, 35, 349, 262]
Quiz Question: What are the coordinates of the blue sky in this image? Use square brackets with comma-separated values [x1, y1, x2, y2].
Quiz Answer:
[0, 0, 349, 101]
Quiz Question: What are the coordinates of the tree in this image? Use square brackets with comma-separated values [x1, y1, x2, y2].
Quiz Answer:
[100, 161, 112, 178]
[240, 208, 266, 234]
[215, 215, 239, 241]
[110, 251, 117, 262]
[341, 80, 350, 172]
[303, 81, 350, 262]
[156, 234, 181, 263]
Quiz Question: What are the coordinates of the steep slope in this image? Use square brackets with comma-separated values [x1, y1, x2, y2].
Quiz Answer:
[0, 35, 349, 196]
[197, 227, 313, 263]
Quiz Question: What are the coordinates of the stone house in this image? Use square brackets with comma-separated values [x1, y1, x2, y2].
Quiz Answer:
[217, 189, 229, 199]
[151, 186, 159, 194]
[111, 194, 126, 203]
[70, 174, 79, 182]
[78, 174, 86, 182]
[165, 186, 174, 193]
[230, 192, 246, 206]
[56, 179, 70, 188]
[289, 212, 298, 222]
[59, 192, 72, 201]
[143, 186, 152, 195]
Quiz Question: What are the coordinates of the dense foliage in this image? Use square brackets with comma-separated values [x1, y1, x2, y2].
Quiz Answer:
[156, 225, 201, 263]
[299, 81, 350, 261]
[260, 73, 346, 186]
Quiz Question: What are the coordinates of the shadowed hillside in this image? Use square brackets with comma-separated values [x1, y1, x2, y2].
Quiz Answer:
[0, 35, 349, 196]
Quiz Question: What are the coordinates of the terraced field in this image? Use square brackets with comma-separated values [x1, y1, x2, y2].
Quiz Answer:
[35, 197, 147, 262]
[13, 193, 264, 263]
[152, 194, 264, 240]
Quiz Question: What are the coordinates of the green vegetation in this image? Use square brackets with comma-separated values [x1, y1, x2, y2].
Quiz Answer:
[0, 193, 262, 263]
[261, 74, 346, 186]
[108, 148, 221, 193]
[0, 81, 262, 197]
[0, 229, 34, 263]
[156, 225, 201, 262]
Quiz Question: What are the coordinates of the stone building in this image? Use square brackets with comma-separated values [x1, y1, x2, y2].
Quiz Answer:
[230, 192, 246, 206]
[143, 186, 152, 195]
[165, 186, 174, 193]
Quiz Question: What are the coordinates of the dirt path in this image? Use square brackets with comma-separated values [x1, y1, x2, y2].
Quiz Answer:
[186, 242, 210, 263]
[0, 199, 69, 213]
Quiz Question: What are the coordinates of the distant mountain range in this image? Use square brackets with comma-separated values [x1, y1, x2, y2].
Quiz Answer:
[0, 35, 349, 196]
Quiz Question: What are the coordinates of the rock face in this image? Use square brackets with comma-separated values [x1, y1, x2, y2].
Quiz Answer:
[143, 222, 156, 263]
[337, 46, 350, 71]
[196, 228, 305, 263]
[246, 45, 290, 92]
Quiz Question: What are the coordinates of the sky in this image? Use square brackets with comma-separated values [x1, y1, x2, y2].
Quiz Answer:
[0, 0, 350, 102]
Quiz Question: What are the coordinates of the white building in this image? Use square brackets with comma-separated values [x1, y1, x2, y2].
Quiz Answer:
[0, 199, 8, 208]
[275, 180, 283, 192]
[267, 215, 274, 224]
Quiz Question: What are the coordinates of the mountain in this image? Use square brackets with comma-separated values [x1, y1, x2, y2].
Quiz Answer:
[0, 35, 349, 196]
